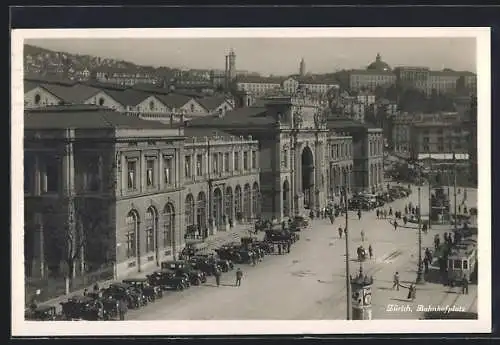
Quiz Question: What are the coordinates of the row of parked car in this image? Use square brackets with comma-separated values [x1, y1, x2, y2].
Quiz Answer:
[26, 222, 309, 322]
[347, 185, 412, 211]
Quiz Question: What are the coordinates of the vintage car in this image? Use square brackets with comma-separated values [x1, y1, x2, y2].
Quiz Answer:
[85, 292, 120, 320]
[264, 229, 296, 243]
[25, 305, 59, 321]
[190, 254, 234, 273]
[161, 260, 207, 286]
[292, 216, 309, 229]
[122, 277, 163, 301]
[147, 269, 190, 291]
[188, 256, 219, 276]
[60, 295, 100, 320]
[103, 282, 147, 309]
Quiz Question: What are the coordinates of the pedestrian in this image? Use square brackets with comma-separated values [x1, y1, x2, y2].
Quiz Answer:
[287, 241, 291, 253]
[403, 215, 407, 225]
[434, 235, 440, 250]
[393, 220, 398, 231]
[422, 223, 428, 234]
[384, 209, 388, 219]
[251, 253, 257, 266]
[235, 268, 243, 287]
[361, 230, 365, 242]
[338, 226, 343, 239]
[423, 257, 429, 273]
[118, 298, 128, 321]
[368, 244, 373, 259]
[83, 288, 88, 296]
[404, 206, 408, 214]
[278, 243, 282, 255]
[389, 207, 393, 216]
[458, 204, 462, 213]
[462, 274, 469, 294]
[344, 227, 348, 236]
[376, 209, 379, 219]
[93, 283, 100, 293]
[393, 272, 400, 291]
[214, 267, 221, 287]
[407, 284, 416, 301]
[330, 214, 335, 224]
[309, 209, 315, 220]
[357, 209, 362, 220]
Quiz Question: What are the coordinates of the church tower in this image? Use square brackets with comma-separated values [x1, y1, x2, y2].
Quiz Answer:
[299, 58, 306, 77]
[225, 49, 237, 88]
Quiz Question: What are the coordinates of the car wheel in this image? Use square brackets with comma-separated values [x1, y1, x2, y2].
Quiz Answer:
[193, 278, 201, 286]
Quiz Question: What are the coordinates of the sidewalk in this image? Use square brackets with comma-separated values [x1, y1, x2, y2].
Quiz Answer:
[35, 223, 257, 313]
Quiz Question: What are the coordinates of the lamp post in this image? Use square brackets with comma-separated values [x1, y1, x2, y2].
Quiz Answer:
[415, 182, 424, 284]
[343, 172, 352, 320]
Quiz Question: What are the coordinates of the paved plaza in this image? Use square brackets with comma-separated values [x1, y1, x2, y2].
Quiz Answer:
[119, 184, 478, 320]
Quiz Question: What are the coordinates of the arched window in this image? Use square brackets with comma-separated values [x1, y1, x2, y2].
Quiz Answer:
[225, 186, 233, 220]
[185, 194, 195, 229]
[234, 185, 242, 220]
[145, 207, 157, 253]
[34, 93, 41, 105]
[243, 183, 251, 220]
[125, 210, 139, 259]
[163, 203, 175, 248]
[252, 182, 260, 218]
[213, 188, 223, 226]
[197, 192, 207, 230]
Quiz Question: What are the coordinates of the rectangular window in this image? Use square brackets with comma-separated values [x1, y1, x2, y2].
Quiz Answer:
[336, 144, 339, 158]
[127, 160, 137, 190]
[243, 151, 249, 170]
[126, 231, 136, 258]
[184, 155, 191, 178]
[164, 156, 173, 185]
[453, 260, 462, 269]
[84, 156, 101, 192]
[224, 152, 230, 172]
[24, 154, 32, 194]
[463, 260, 468, 270]
[282, 149, 288, 168]
[146, 159, 155, 187]
[252, 151, 257, 169]
[196, 154, 203, 176]
[42, 158, 60, 193]
[234, 152, 239, 171]
[212, 153, 219, 173]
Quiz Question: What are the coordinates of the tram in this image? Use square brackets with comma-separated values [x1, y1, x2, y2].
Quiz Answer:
[446, 238, 478, 286]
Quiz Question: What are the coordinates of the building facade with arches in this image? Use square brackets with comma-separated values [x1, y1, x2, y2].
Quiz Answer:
[24, 105, 186, 281]
[182, 128, 260, 238]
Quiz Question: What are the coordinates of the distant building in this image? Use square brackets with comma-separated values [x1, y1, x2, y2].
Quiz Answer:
[299, 58, 306, 77]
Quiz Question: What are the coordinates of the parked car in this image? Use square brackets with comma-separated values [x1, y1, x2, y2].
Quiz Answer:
[86, 292, 120, 320]
[292, 215, 309, 229]
[122, 277, 163, 301]
[60, 295, 100, 320]
[25, 305, 59, 321]
[103, 282, 147, 309]
[147, 269, 190, 291]
[161, 260, 207, 286]
[191, 254, 234, 272]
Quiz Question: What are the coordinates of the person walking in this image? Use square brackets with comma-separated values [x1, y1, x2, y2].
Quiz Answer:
[462, 274, 469, 294]
[278, 243, 282, 255]
[357, 209, 362, 220]
[214, 267, 221, 287]
[393, 272, 400, 291]
[361, 229, 365, 242]
[368, 244, 373, 259]
[251, 253, 257, 266]
[235, 268, 243, 287]
[389, 207, 393, 217]
[376, 209, 380, 219]
[407, 284, 416, 301]
[338, 227, 343, 239]
[404, 205, 408, 215]
[403, 215, 407, 225]
[423, 257, 429, 273]
[393, 220, 398, 231]
[384, 209, 388, 219]
[118, 298, 128, 321]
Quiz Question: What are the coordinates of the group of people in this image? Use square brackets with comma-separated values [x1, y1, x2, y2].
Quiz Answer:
[392, 272, 417, 301]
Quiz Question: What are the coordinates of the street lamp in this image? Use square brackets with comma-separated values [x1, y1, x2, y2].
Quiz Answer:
[415, 180, 424, 284]
[343, 172, 352, 320]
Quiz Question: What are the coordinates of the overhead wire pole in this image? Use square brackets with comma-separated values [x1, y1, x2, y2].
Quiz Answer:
[416, 180, 424, 284]
[453, 135, 458, 233]
[344, 170, 352, 320]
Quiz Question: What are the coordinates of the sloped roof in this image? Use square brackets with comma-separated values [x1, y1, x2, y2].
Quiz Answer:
[186, 106, 272, 128]
[25, 105, 171, 130]
[197, 96, 230, 111]
[183, 127, 234, 140]
[236, 75, 284, 84]
[99, 89, 150, 106]
[40, 83, 102, 103]
[156, 93, 193, 109]
[24, 80, 41, 93]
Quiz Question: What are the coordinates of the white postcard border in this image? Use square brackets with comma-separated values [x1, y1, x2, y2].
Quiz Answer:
[11, 27, 491, 336]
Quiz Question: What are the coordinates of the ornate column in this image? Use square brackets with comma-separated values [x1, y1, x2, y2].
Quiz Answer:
[62, 130, 77, 277]
[33, 212, 45, 278]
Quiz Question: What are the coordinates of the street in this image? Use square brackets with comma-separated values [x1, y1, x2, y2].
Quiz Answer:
[127, 184, 478, 320]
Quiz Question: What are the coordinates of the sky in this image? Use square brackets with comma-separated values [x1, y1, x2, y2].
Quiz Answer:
[26, 37, 476, 76]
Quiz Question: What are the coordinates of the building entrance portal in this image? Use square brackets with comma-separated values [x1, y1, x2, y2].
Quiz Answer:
[301, 146, 314, 209]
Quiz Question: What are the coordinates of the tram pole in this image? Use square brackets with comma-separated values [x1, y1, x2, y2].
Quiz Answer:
[453, 151, 458, 233]
[428, 151, 432, 229]
[416, 184, 424, 284]
[344, 180, 352, 320]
